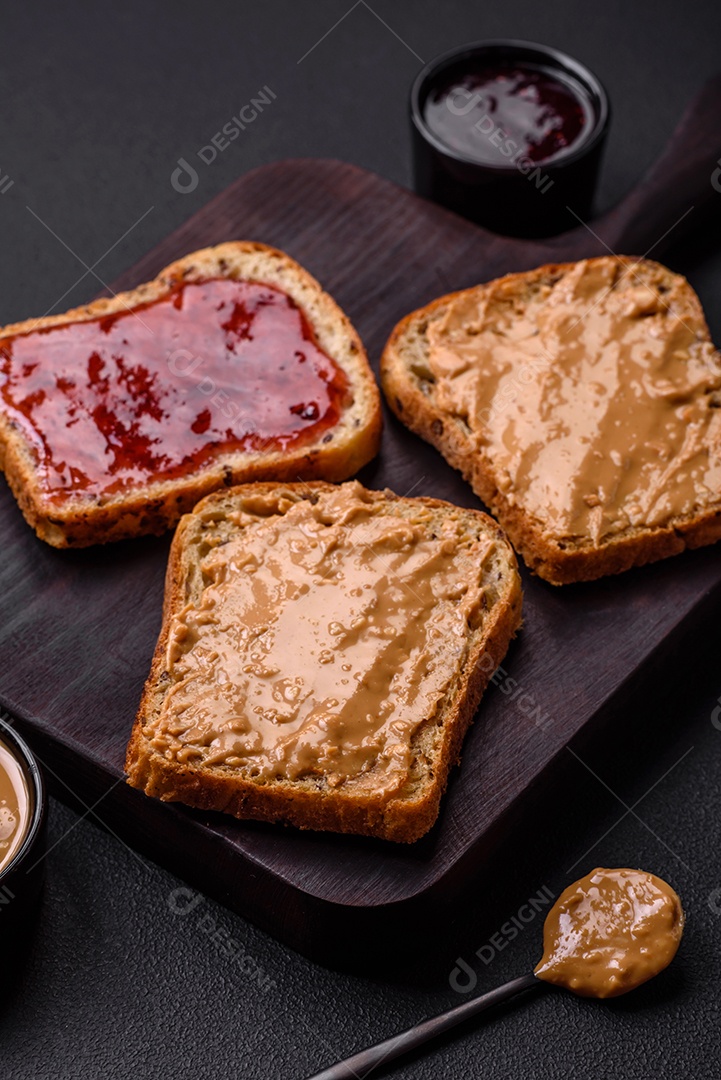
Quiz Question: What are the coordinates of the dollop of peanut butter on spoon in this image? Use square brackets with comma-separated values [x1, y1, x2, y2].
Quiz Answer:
[534, 867, 684, 998]
[306, 867, 685, 1079]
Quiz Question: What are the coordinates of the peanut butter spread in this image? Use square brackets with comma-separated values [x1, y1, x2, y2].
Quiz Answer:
[150, 483, 493, 795]
[0, 738, 30, 875]
[427, 259, 721, 543]
[535, 867, 684, 997]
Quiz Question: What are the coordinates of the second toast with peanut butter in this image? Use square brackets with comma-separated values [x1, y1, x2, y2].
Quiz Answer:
[381, 257, 721, 584]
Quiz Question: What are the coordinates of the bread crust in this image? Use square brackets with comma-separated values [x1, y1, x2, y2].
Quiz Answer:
[380, 258, 721, 585]
[125, 481, 523, 842]
[0, 242, 382, 547]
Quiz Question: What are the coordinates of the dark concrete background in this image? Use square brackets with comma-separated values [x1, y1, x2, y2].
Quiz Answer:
[1, 2, 721, 1077]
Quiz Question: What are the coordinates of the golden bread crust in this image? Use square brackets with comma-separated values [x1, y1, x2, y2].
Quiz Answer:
[380, 258, 721, 585]
[125, 481, 523, 842]
[0, 242, 382, 547]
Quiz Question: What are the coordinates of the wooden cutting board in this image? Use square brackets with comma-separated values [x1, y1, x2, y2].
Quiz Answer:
[3, 76, 721, 965]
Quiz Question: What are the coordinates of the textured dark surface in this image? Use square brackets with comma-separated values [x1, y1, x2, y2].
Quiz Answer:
[1, 1, 721, 1077]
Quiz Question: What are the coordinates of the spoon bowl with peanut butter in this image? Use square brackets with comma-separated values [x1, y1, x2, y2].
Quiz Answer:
[306, 867, 684, 1080]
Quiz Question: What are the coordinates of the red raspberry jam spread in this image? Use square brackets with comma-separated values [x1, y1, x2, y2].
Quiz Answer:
[424, 62, 589, 165]
[0, 278, 349, 502]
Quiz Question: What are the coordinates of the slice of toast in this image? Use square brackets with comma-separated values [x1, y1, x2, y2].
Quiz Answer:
[381, 257, 721, 585]
[0, 241, 382, 547]
[125, 480, 522, 842]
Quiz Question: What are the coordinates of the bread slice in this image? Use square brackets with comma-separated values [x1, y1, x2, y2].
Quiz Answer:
[125, 480, 522, 842]
[0, 241, 381, 547]
[381, 257, 721, 585]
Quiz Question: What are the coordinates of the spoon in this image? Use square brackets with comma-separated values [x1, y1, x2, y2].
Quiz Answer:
[306, 972, 541, 1079]
[305, 867, 684, 1080]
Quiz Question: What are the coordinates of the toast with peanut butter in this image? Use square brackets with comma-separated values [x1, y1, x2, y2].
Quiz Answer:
[381, 257, 721, 584]
[0, 241, 381, 547]
[125, 480, 522, 842]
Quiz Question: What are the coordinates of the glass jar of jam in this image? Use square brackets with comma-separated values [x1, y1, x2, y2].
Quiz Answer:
[410, 40, 610, 237]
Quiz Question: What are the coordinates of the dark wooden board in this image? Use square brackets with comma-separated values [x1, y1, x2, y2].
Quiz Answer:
[3, 76, 721, 964]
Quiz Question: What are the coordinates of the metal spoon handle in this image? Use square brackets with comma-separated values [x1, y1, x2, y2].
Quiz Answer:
[305, 972, 541, 1080]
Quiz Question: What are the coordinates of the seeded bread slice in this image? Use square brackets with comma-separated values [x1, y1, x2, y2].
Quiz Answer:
[125, 481, 522, 843]
[381, 257, 721, 585]
[0, 241, 382, 547]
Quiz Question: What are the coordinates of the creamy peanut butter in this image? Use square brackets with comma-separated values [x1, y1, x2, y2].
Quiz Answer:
[534, 867, 684, 997]
[0, 738, 30, 874]
[151, 483, 493, 795]
[427, 259, 721, 543]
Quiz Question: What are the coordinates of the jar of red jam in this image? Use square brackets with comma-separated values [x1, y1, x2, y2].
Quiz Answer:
[410, 40, 610, 237]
